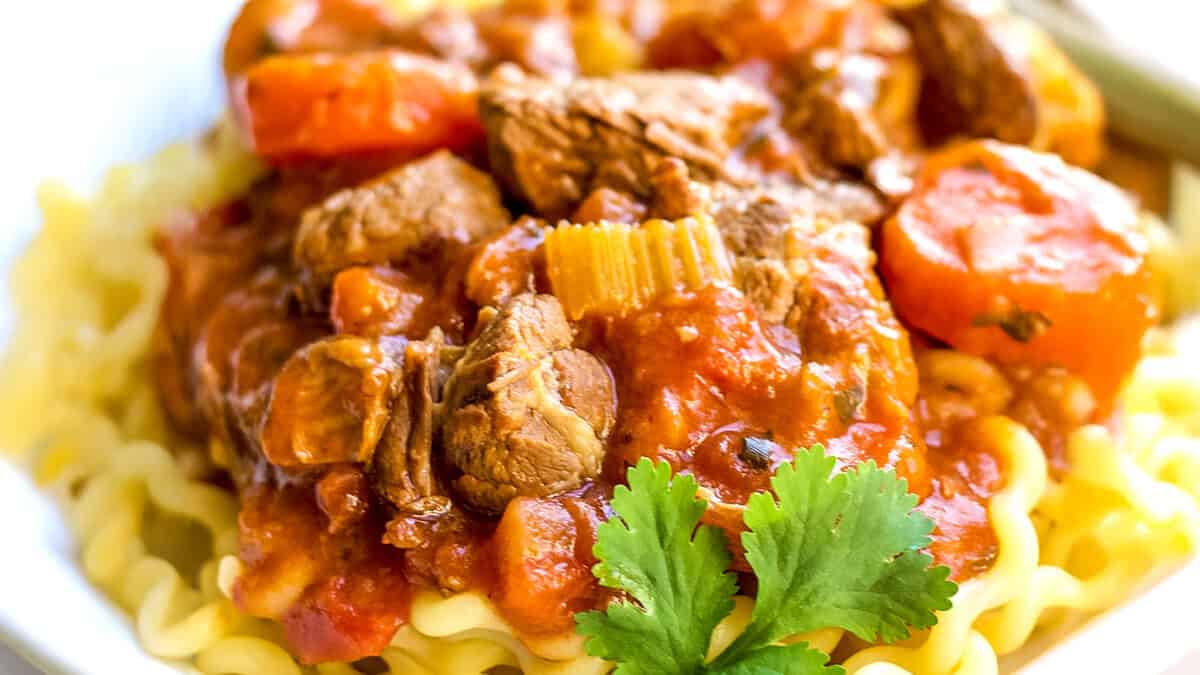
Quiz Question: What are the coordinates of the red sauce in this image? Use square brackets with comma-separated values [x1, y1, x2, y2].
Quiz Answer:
[919, 426, 1004, 580]
[168, 7, 1130, 658]
[223, 239, 1008, 658]
[591, 286, 925, 499]
[235, 482, 412, 664]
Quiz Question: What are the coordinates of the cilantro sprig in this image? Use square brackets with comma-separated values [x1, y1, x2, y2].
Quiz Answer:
[575, 461, 736, 674]
[576, 446, 957, 675]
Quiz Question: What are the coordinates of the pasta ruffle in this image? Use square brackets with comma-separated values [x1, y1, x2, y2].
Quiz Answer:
[3, 118, 1199, 675]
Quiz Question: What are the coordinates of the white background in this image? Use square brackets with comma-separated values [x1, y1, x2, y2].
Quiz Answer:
[0, 1, 1196, 673]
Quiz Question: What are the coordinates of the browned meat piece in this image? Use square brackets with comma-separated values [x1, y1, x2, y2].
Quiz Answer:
[464, 217, 548, 308]
[641, 158, 886, 323]
[649, 156, 884, 228]
[571, 187, 647, 224]
[898, 0, 1038, 144]
[259, 335, 402, 467]
[228, 318, 328, 448]
[249, 321, 462, 511]
[191, 269, 299, 466]
[787, 55, 891, 170]
[293, 150, 511, 305]
[710, 181, 888, 328]
[715, 189, 812, 325]
[440, 294, 616, 512]
[479, 68, 771, 218]
[315, 466, 372, 534]
[648, 157, 708, 220]
[393, 8, 490, 67]
[372, 329, 462, 515]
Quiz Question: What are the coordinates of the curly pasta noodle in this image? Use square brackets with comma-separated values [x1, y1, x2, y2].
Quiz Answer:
[2, 121, 1199, 674]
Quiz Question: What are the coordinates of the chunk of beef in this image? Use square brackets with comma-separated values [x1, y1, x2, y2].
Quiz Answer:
[898, 0, 1038, 144]
[479, 68, 771, 218]
[571, 187, 647, 224]
[712, 188, 915, 430]
[371, 329, 462, 515]
[315, 466, 372, 534]
[642, 158, 886, 323]
[787, 54, 891, 170]
[647, 157, 709, 221]
[255, 323, 462, 512]
[440, 294, 616, 513]
[715, 188, 818, 325]
[293, 150, 511, 305]
[464, 217, 548, 308]
[152, 201, 266, 436]
[259, 335, 402, 466]
[228, 318, 328, 449]
[703, 180, 885, 330]
[649, 155, 884, 228]
[191, 269, 299, 466]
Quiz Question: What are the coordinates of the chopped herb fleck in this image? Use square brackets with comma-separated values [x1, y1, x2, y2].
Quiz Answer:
[972, 304, 1052, 342]
[740, 436, 775, 470]
[833, 384, 865, 424]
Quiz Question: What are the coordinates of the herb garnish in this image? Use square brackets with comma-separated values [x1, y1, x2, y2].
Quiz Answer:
[972, 304, 1052, 342]
[740, 436, 775, 470]
[576, 447, 957, 674]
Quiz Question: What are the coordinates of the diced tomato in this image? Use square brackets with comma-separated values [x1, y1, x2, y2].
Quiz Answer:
[232, 50, 484, 162]
[237, 486, 412, 664]
[880, 140, 1159, 406]
[492, 497, 597, 635]
[330, 266, 439, 338]
[464, 220, 546, 307]
[281, 556, 411, 664]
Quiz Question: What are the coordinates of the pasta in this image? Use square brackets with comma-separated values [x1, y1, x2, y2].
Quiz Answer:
[5, 125, 1199, 672]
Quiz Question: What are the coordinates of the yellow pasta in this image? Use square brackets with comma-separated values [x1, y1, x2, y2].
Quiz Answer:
[544, 216, 734, 319]
[2, 114, 1199, 675]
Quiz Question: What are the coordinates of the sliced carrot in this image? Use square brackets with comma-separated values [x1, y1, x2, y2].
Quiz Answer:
[492, 497, 595, 635]
[232, 50, 483, 162]
[880, 140, 1159, 406]
[330, 265, 440, 338]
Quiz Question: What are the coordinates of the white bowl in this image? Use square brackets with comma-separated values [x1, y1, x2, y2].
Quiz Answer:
[0, 2, 1196, 673]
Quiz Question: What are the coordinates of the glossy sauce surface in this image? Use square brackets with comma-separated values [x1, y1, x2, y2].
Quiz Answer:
[152, 0, 1156, 663]
[184, 192, 1013, 661]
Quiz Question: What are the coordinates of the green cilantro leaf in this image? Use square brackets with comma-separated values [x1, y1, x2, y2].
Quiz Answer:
[576, 446, 957, 674]
[712, 447, 957, 667]
[575, 458, 737, 674]
[709, 643, 844, 675]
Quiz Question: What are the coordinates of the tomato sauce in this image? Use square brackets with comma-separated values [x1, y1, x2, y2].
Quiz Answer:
[221, 242, 1011, 660]
[229, 280, 1008, 664]
[161, 4, 1147, 659]
[918, 424, 1004, 581]
[157, 174, 1026, 663]
[588, 286, 926, 502]
[236, 481, 412, 663]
